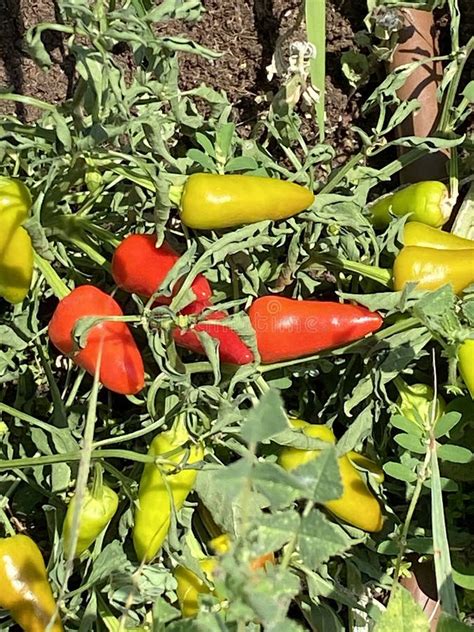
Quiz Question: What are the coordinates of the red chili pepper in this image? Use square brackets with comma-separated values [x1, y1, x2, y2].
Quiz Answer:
[48, 285, 145, 395]
[173, 300, 254, 365]
[111, 234, 212, 305]
[248, 296, 383, 364]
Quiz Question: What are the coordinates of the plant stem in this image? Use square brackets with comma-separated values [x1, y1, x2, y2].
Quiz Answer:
[34, 252, 70, 299]
[0, 504, 16, 537]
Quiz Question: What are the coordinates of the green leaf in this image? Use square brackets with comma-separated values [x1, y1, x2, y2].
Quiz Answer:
[241, 390, 289, 445]
[436, 613, 472, 632]
[290, 446, 343, 504]
[252, 510, 300, 553]
[374, 586, 430, 632]
[437, 444, 472, 463]
[434, 412, 462, 439]
[394, 433, 426, 454]
[298, 509, 353, 569]
[383, 462, 417, 483]
[391, 414, 424, 437]
[431, 451, 458, 616]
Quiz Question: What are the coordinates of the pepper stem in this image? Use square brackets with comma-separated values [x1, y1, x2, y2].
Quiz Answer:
[337, 257, 392, 286]
[303, 253, 392, 287]
[168, 183, 185, 208]
[91, 462, 104, 500]
[34, 252, 70, 299]
[0, 503, 16, 537]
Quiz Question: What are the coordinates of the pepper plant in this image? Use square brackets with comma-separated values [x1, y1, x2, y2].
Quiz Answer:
[0, 0, 473, 630]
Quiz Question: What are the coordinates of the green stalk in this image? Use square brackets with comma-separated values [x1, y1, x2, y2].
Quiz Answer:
[303, 253, 392, 286]
[33, 252, 69, 299]
[305, 0, 326, 142]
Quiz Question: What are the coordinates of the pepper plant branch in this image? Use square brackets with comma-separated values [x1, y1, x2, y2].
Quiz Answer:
[34, 252, 70, 299]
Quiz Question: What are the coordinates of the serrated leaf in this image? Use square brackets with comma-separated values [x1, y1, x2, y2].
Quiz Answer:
[252, 511, 300, 554]
[241, 390, 289, 444]
[290, 446, 343, 504]
[298, 509, 353, 569]
[437, 444, 472, 463]
[374, 586, 429, 631]
[434, 412, 462, 439]
[251, 462, 305, 509]
[390, 414, 424, 437]
[383, 462, 417, 483]
[394, 433, 426, 454]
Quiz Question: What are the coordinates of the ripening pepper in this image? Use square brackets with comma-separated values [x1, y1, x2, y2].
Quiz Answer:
[459, 339, 474, 398]
[369, 181, 450, 228]
[174, 558, 218, 618]
[278, 419, 383, 532]
[173, 300, 254, 365]
[111, 234, 212, 305]
[393, 245, 474, 294]
[0, 534, 63, 632]
[133, 418, 203, 562]
[48, 285, 144, 395]
[403, 222, 474, 250]
[63, 466, 119, 558]
[208, 533, 275, 570]
[395, 379, 446, 427]
[248, 296, 383, 364]
[0, 177, 34, 304]
[177, 173, 315, 230]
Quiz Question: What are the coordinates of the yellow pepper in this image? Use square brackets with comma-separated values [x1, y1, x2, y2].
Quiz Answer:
[404, 222, 474, 250]
[0, 177, 34, 304]
[393, 245, 474, 294]
[174, 558, 218, 618]
[278, 419, 383, 532]
[459, 339, 474, 398]
[0, 534, 63, 632]
[178, 173, 315, 230]
[133, 418, 203, 562]
[369, 181, 451, 228]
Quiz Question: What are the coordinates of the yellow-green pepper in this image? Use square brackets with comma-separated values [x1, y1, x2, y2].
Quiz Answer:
[63, 466, 119, 558]
[393, 245, 474, 294]
[133, 418, 203, 562]
[459, 339, 474, 398]
[174, 557, 218, 617]
[178, 173, 315, 230]
[0, 177, 34, 304]
[368, 181, 450, 228]
[0, 534, 63, 631]
[404, 222, 474, 250]
[369, 180, 452, 228]
[396, 379, 446, 426]
[278, 419, 383, 532]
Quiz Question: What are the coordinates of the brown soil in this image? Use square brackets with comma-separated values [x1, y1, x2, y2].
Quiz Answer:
[0, 0, 471, 166]
[0, 0, 373, 164]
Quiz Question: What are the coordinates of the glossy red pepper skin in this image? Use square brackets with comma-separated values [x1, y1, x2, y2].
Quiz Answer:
[111, 234, 212, 305]
[173, 300, 254, 365]
[48, 286, 145, 395]
[248, 296, 383, 364]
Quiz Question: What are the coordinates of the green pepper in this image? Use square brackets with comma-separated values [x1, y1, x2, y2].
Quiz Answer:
[404, 222, 474, 250]
[395, 379, 446, 426]
[63, 465, 119, 558]
[278, 419, 383, 532]
[0, 533, 63, 631]
[369, 181, 450, 228]
[133, 418, 204, 562]
[0, 177, 34, 304]
[177, 173, 314, 230]
[459, 339, 474, 398]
